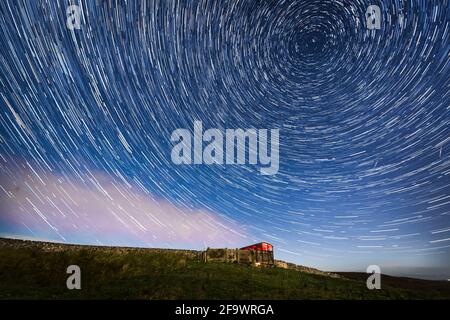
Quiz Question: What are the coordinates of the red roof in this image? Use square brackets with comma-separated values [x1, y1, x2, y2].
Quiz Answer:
[240, 242, 273, 252]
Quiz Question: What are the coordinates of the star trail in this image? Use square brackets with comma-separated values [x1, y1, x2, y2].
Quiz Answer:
[0, 0, 449, 279]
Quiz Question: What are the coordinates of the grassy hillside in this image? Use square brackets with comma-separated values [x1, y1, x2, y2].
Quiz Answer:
[0, 238, 449, 299]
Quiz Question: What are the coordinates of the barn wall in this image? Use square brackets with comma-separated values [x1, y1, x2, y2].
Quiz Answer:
[203, 248, 274, 265]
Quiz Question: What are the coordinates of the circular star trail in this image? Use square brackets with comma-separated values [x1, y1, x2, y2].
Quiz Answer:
[0, 0, 449, 278]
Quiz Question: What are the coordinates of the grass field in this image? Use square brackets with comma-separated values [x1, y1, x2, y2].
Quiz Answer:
[1, 238, 449, 299]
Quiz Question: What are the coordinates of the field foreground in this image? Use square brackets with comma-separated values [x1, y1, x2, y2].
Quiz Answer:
[0, 238, 449, 299]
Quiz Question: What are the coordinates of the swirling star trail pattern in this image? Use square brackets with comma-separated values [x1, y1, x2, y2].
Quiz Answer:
[0, 0, 449, 279]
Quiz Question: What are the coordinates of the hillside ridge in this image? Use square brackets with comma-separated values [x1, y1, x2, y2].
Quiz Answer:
[1, 237, 449, 299]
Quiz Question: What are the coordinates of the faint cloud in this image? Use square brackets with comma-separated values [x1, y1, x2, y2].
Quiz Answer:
[0, 163, 249, 249]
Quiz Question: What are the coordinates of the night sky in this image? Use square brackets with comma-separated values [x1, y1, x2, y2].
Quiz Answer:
[1, 0, 449, 280]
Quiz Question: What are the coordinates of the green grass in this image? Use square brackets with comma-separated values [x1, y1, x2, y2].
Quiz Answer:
[1, 239, 449, 299]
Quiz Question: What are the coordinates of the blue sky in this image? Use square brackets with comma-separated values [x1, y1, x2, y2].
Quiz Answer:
[1, 0, 449, 280]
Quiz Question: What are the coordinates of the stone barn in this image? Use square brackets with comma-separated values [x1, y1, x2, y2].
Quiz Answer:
[202, 242, 274, 266]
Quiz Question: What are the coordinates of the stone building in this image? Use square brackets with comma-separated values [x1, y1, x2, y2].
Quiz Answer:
[202, 242, 274, 266]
